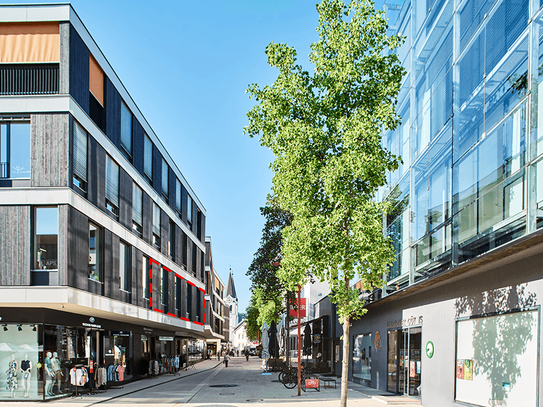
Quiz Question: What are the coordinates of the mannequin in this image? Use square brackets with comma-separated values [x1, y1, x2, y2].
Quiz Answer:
[6, 354, 18, 398]
[20, 354, 32, 398]
[44, 352, 53, 396]
[51, 352, 63, 394]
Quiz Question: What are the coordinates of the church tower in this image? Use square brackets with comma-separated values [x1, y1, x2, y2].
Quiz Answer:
[224, 269, 239, 343]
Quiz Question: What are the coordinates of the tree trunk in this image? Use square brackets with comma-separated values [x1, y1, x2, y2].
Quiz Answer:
[340, 315, 350, 407]
[340, 275, 350, 407]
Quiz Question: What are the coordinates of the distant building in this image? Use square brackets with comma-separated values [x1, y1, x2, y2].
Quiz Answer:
[232, 319, 251, 354]
[224, 271, 239, 342]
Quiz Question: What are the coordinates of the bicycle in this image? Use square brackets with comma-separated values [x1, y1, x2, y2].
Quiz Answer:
[280, 365, 313, 389]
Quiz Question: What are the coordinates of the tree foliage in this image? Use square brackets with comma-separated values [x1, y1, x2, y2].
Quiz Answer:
[245, 0, 404, 404]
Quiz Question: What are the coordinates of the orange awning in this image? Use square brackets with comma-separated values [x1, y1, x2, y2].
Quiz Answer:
[0, 22, 60, 63]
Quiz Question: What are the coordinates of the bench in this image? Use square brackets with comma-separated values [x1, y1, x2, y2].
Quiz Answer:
[318, 376, 337, 389]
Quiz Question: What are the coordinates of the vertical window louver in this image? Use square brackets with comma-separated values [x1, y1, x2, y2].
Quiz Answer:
[162, 158, 168, 196]
[133, 183, 143, 226]
[73, 121, 87, 183]
[144, 134, 152, 179]
[105, 155, 119, 208]
[153, 203, 161, 236]
[176, 179, 181, 213]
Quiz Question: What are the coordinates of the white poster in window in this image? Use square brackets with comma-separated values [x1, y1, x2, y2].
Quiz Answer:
[455, 310, 538, 407]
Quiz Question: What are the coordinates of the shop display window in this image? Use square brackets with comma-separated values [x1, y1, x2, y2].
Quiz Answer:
[0, 324, 41, 400]
[455, 309, 538, 407]
[352, 334, 372, 384]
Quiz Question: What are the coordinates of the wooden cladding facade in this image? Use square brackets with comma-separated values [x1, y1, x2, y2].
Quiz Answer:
[0, 206, 30, 285]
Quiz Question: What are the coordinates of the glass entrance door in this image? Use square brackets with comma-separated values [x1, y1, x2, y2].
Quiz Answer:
[387, 327, 422, 397]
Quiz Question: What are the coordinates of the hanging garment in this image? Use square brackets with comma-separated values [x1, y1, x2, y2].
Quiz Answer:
[107, 365, 115, 382]
[117, 365, 125, 382]
[69, 367, 88, 386]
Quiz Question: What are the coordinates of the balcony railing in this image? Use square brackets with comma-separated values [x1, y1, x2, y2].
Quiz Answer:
[0, 63, 59, 95]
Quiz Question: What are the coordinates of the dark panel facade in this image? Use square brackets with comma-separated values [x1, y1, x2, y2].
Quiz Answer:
[132, 118, 145, 175]
[0, 206, 30, 285]
[105, 77, 121, 148]
[87, 137, 106, 210]
[31, 114, 70, 188]
[174, 225, 184, 270]
[119, 168, 132, 230]
[142, 192, 152, 245]
[69, 24, 89, 113]
[133, 248, 143, 308]
[168, 168, 176, 210]
[181, 185, 188, 224]
[103, 229, 121, 301]
[152, 145, 162, 196]
[160, 209, 169, 256]
[58, 205, 68, 286]
[66, 206, 88, 290]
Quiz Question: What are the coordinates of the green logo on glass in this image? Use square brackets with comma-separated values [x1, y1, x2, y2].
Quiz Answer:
[426, 341, 434, 358]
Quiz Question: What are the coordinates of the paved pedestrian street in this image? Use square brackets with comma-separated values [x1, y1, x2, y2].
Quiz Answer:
[0, 358, 425, 407]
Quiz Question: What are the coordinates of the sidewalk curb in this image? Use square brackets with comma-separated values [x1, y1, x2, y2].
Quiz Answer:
[89, 361, 223, 405]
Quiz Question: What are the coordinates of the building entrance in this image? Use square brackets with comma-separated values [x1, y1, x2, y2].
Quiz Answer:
[387, 327, 421, 397]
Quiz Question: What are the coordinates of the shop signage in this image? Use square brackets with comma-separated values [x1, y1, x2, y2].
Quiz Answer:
[374, 331, 382, 351]
[82, 322, 102, 329]
[159, 336, 174, 341]
[387, 316, 423, 329]
[426, 341, 434, 359]
[313, 334, 322, 344]
[289, 298, 307, 318]
[143, 327, 153, 333]
[111, 331, 130, 337]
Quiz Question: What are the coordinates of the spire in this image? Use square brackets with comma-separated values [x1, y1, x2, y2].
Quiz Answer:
[226, 268, 237, 300]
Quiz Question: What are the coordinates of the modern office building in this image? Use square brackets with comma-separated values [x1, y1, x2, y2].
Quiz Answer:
[349, 1, 543, 406]
[0, 4, 213, 401]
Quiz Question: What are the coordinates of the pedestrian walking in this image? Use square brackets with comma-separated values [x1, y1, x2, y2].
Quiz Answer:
[223, 353, 229, 368]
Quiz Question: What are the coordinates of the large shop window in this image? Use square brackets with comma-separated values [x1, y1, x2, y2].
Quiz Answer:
[0, 324, 41, 400]
[32, 207, 58, 285]
[455, 309, 538, 407]
[0, 121, 31, 179]
[352, 334, 372, 384]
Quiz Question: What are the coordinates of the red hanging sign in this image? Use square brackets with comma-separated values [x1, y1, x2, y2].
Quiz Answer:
[289, 297, 306, 318]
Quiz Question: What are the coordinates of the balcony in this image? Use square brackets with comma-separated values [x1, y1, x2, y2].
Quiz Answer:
[0, 64, 59, 95]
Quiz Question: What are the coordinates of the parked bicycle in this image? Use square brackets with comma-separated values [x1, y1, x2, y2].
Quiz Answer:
[279, 364, 314, 389]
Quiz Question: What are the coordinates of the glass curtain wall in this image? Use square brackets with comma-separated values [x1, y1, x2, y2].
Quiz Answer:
[381, 0, 542, 287]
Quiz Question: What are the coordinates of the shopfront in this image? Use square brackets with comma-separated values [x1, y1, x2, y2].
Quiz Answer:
[0, 308, 177, 401]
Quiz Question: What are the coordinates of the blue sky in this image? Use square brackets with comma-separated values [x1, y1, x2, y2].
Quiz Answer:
[10, 0, 324, 312]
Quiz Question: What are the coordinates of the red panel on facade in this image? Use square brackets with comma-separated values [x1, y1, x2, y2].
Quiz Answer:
[289, 297, 307, 318]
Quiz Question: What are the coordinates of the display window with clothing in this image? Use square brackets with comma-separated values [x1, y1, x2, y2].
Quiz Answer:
[0, 324, 41, 400]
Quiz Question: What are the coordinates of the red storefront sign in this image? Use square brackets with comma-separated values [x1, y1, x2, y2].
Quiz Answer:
[289, 297, 307, 318]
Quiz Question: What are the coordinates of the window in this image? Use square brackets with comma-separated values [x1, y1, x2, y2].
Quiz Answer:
[120, 101, 132, 157]
[153, 203, 161, 250]
[119, 242, 130, 292]
[187, 195, 193, 225]
[161, 268, 168, 305]
[192, 243, 197, 276]
[88, 223, 101, 282]
[132, 183, 143, 236]
[186, 283, 192, 319]
[168, 221, 175, 259]
[162, 158, 168, 198]
[175, 277, 181, 311]
[105, 155, 119, 216]
[144, 134, 153, 180]
[0, 120, 31, 179]
[176, 179, 182, 215]
[33, 207, 58, 270]
[142, 255, 150, 299]
[352, 334, 372, 384]
[72, 121, 87, 192]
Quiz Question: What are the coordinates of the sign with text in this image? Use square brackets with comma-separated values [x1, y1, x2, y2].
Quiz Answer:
[289, 297, 307, 318]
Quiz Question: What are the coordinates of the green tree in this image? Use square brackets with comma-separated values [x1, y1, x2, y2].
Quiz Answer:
[245, 0, 404, 405]
[247, 196, 293, 320]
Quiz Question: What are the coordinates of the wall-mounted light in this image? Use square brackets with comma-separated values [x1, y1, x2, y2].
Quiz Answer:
[2, 325, 7, 332]
[32, 325, 37, 332]
[17, 324, 22, 331]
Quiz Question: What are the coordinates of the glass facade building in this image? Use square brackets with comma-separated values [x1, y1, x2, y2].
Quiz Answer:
[380, 0, 543, 289]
